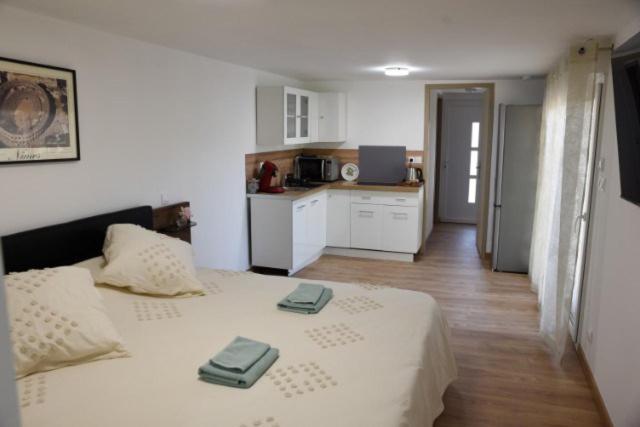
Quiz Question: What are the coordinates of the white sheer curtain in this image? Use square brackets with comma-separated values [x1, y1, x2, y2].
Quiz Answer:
[529, 42, 599, 358]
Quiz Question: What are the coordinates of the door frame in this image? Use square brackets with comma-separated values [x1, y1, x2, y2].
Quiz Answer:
[423, 83, 495, 257]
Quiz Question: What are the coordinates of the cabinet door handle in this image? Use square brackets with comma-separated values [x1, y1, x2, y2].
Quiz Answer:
[391, 212, 409, 220]
[296, 204, 306, 210]
[360, 196, 371, 200]
[310, 199, 319, 205]
[358, 210, 374, 218]
[395, 198, 407, 202]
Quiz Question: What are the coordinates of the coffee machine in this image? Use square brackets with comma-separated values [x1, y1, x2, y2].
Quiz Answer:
[258, 161, 285, 193]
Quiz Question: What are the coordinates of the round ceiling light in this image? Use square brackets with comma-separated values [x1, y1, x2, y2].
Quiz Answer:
[384, 67, 410, 77]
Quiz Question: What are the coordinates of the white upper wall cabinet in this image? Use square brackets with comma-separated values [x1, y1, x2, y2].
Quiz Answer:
[318, 92, 347, 143]
[257, 86, 317, 145]
[257, 86, 346, 146]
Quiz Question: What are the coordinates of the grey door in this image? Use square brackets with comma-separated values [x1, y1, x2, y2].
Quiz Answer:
[439, 96, 483, 223]
[492, 104, 542, 272]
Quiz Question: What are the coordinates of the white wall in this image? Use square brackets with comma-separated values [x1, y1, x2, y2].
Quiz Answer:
[578, 48, 640, 427]
[0, 5, 299, 271]
[306, 79, 545, 245]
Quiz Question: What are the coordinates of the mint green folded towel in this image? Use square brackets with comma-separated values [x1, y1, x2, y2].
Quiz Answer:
[198, 337, 279, 389]
[278, 285, 333, 314]
[285, 283, 325, 304]
[210, 336, 270, 372]
[199, 348, 279, 388]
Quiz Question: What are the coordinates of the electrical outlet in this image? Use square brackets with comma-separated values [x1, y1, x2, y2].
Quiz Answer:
[160, 193, 170, 206]
[409, 156, 423, 164]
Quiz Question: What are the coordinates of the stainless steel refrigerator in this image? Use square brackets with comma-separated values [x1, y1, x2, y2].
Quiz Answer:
[492, 104, 542, 273]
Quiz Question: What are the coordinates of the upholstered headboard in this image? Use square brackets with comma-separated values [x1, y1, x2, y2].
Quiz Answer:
[1, 206, 153, 273]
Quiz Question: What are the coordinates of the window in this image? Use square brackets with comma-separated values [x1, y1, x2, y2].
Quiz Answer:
[468, 121, 480, 204]
[471, 122, 480, 148]
[468, 178, 477, 204]
[469, 150, 478, 177]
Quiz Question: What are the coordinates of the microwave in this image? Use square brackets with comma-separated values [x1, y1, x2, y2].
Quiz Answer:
[294, 155, 340, 182]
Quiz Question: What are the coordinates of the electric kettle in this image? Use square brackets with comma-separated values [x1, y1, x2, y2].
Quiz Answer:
[405, 158, 423, 183]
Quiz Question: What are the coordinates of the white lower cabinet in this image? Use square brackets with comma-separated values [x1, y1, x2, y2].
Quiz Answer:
[381, 205, 420, 253]
[292, 199, 308, 270]
[292, 192, 326, 272]
[249, 186, 423, 274]
[250, 192, 326, 275]
[348, 188, 424, 253]
[306, 193, 327, 255]
[326, 190, 350, 247]
[350, 203, 383, 250]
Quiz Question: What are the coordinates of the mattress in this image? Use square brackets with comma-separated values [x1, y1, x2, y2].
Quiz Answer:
[17, 269, 457, 427]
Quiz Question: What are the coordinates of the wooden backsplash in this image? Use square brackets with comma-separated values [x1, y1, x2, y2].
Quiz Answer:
[245, 148, 425, 182]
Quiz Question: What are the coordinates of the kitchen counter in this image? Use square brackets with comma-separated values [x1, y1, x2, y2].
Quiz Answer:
[246, 181, 423, 201]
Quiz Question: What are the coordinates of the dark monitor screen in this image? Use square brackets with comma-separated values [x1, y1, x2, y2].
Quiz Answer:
[358, 145, 406, 185]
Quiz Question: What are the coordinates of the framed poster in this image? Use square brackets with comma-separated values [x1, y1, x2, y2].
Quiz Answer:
[0, 57, 79, 164]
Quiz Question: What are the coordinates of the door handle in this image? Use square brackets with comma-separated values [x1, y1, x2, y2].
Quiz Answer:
[391, 212, 409, 220]
[310, 200, 319, 205]
[297, 204, 306, 210]
[358, 211, 374, 218]
[574, 212, 587, 233]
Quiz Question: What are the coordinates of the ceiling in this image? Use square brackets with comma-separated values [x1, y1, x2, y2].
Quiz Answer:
[4, 0, 639, 81]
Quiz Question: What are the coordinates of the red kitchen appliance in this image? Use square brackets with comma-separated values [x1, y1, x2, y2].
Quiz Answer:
[258, 161, 285, 193]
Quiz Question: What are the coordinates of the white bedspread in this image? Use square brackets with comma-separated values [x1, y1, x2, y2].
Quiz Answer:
[17, 269, 457, 427]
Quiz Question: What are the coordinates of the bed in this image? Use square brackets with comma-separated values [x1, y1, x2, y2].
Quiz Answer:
[2, 206, 457, 427]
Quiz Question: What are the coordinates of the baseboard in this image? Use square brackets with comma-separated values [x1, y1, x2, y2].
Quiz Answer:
[323, 247, 414, 262]
[576, 344, 614, 427]
[439, 218, 477, 225]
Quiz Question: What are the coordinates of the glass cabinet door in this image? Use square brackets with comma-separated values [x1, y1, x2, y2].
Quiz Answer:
[299, 95, 309, 138]
[286, 93, 297, 139]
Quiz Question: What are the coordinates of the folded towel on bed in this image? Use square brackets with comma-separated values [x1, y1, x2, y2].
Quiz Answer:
[277, 284, 333, 314]
[198, 337, 279, 389]
[209, 336, 270, 372]
[285, 283, 325, 304]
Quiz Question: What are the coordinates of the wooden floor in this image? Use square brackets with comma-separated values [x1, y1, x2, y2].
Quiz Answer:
[295, 223, 604, 427]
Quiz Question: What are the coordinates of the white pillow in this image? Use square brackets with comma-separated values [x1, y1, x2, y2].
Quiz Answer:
[73, 256, 107, 283]
[101, 224, 204, 296]
[5, 267, 129, 378]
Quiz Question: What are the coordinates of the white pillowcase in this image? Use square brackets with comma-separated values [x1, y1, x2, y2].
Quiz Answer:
[5, 267, 129, 378]
[101, 224, 204, 296]
[73, 256, 107, 283]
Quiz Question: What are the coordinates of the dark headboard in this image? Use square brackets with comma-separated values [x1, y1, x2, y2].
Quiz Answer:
[1, 206, 153, 273]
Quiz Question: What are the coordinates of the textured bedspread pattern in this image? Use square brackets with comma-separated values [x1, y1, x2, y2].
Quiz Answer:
[17, 269, 457, 427]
